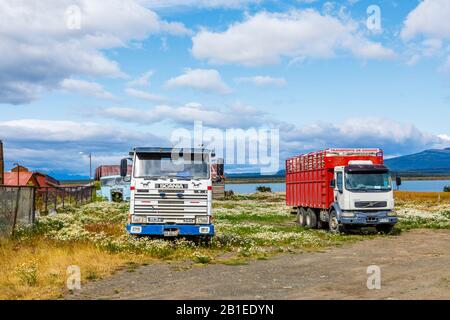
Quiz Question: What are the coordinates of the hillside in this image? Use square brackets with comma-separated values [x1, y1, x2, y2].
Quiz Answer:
[384, 148, 450, 175]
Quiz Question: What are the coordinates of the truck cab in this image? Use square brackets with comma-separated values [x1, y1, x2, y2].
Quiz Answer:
[97, 175, 131, 202]
[331, 161, 397, 233]
[121, 147, 214, 241]
[286, 148, 398, 234]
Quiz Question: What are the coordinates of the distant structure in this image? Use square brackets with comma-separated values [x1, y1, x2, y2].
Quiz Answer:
[3, 165, 60, 187]
[212, 158, 225, 199]
[0, 140, 4, 185]
[95, 165, 132, 181]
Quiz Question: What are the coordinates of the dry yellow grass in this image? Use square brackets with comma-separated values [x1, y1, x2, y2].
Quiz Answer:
[395, 191, 450, 207]
[0, 237, 150, 300]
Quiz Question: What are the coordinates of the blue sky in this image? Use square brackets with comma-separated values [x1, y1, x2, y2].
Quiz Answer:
[1, 0, 450, 178]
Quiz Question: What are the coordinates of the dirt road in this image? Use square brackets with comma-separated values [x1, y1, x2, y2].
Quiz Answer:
[67, 229, 450, 300]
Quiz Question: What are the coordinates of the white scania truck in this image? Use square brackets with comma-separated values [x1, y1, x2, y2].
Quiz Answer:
[120, 147, 214, 241]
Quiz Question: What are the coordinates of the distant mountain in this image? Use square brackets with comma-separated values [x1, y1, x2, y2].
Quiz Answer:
[226, 169, 285, 178]
[226, 148, 450, 178]
[385, 148, 450, 175]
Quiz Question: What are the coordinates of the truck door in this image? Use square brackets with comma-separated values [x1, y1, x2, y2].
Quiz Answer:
[334, 170, 345, 209]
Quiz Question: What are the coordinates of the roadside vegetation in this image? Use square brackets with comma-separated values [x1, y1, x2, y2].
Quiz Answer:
[1, 191, 449, 299]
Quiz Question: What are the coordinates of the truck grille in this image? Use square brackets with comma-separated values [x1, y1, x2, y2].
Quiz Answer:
[354, 201, 387, 208]
[134, 190, 208, 216]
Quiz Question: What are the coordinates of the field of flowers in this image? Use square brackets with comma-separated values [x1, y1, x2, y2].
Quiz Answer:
[1, 191, 449, 299]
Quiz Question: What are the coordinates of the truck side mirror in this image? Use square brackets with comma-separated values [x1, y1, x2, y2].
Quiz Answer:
[396, 176, 402, 187]
[120, 158, 128, 177]
[330, 180, 336, 188]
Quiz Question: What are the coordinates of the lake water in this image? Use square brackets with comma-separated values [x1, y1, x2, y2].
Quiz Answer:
[226, 180, 450, 194]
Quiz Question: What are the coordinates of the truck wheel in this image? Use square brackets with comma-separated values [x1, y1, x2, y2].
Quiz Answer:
[329, 210, 345, 233]
[297, 207, 307, 226]
[306, 208, 317, 229]
[376, 225, 393, 234]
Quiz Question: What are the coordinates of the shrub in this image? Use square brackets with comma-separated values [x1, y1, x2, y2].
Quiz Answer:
[444, 186, 450, 192]
[192, 252, 212, 264]
[256, 186, 272, 193]
[224, 190, 235, 199]
[16, 262, 38, 286]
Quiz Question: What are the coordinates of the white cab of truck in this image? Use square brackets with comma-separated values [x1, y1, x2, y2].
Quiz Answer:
[121, 147, 214, 240]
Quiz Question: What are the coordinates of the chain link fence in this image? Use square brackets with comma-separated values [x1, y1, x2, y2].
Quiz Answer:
[0, 185, 94, 237]
[0, 186, 35, 236]
[35, 186, 93, 215]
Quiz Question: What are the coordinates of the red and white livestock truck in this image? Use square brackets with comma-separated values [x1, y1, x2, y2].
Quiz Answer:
[286, 148, 398, 233]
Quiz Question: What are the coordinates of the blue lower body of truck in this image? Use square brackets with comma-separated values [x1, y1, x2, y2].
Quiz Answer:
[126, 223, 214, 237]
[338, 211, 397, 226]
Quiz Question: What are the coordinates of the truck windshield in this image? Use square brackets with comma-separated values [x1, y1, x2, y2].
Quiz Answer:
[345, 173, 391, 192]
[134, 153, 209, 179]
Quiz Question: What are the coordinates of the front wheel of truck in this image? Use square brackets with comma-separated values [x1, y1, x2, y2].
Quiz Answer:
[329, 210, 345, 234]
[376, 224, 394, 234]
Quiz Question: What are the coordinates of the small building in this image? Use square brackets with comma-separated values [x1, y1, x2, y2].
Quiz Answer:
[34, 172, 60, 188]
[11, 165, 30, 173]
[4, 172, 39, 187]
[95, 165, 132, 181]
[3, 166, 60, 187]
[212, 158, 225, 199]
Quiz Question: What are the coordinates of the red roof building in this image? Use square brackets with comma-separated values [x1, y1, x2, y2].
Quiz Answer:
[4, 172, 38, 186]
[3, 166, 60, 187]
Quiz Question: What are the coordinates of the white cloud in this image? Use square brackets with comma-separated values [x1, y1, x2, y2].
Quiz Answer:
[144, 0, 261, 9]
[0, 118, 167, 175]
[235, 76, 286, 87]
[0, 119, 129, 143]
[127, 70, 154, 87]
[191, 9, 395, 66]
[401, 0, 450, 40]
[166, 69, 231, 94]
[60, 79, 116, 100]
[0, 0, 190, 104]
[99, 102, 268, 129]
[125, 88, 167, 102]
[401, 1, 450, 70]
[438, 134, 450, 142]
[281, 117, 447, 155]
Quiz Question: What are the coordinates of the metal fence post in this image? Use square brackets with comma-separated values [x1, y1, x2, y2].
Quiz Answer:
[11, 187, 20, 237]
[45, 187, 48, 214]
[32, 187, 36, 224]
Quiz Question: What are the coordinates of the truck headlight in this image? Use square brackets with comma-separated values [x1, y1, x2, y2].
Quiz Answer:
[341, 212, 355, 218]
[131, 215, 147, 224]
[195, 216, 209, 224]
[387, 211, 397, 217]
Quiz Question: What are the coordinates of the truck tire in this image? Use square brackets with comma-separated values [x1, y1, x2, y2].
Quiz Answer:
[297, 207, 307, 226]
[329, 210, 345, 233]
[376, 224, 393, 234]
[306, 208, 318, 229]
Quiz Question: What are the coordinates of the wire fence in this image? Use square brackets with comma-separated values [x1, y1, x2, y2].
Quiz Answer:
[0, 186, 35, 236]
[35, 186, 93, 215]
[0, 185, 94, 237]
